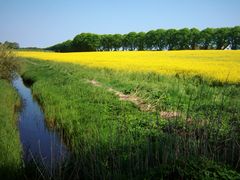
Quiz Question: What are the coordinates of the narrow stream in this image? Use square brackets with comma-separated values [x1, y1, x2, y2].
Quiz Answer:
[12, 75, 68, 167]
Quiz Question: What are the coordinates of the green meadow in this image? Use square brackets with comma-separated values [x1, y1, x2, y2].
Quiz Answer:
[5, 57, 237, 179]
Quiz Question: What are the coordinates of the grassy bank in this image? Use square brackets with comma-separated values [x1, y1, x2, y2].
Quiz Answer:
[0, 80, 22, 179]
[20, 58, 240, 179]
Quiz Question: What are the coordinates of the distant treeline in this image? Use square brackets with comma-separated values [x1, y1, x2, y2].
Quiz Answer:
[0, 41, 19, 49]
[0, 41, 44, 51]
[47, 26, 240, 52]
[18, 47, 44, 51]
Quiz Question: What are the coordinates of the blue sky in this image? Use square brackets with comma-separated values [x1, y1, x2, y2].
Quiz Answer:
[0, 0, 239, 48]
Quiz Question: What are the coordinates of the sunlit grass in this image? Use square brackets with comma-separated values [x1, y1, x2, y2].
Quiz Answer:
[17, 50, 240, 83]
[0, 80, 21, 177]
[20, 59, 240, 178]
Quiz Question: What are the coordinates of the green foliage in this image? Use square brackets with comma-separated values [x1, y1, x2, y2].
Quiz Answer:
[47, 26, 240, 52]
[165, 29, 178, 50]
[0, 44, 20, 81]
[72, 33, 100, 51]
[1, 41, 19, 49]
[140, 157, 240, 179]
[112, 34, 123, 51]
[230, 26, 240, 50]
[176, 28, 191, 50]
[135, 32, 146, 50]
[214, 27, 231, 49]
[190, 28, 200, 49]
[126, 32, 138, 50]
[155, 29, 166, 50]
[100, 34, 114, 51]
[145, 30, 158, 50]
[48, 40, 73, 52]
[176, 157, 240, 179]
[200, 28, 215, 49]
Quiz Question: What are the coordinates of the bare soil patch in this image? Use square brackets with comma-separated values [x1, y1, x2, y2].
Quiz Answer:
[87, 79, 180, 119]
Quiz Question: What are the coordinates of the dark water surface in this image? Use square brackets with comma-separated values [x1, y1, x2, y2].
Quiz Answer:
[12, 75, 68, 167]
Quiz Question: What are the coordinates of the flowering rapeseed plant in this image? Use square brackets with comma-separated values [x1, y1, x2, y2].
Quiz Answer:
[18, 50, 240, 83]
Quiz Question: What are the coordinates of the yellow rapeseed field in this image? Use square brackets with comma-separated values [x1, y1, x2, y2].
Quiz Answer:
[17, 50, 240, 83]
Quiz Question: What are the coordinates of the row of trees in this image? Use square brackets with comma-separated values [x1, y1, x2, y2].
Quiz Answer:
[47, 26, 240, 52]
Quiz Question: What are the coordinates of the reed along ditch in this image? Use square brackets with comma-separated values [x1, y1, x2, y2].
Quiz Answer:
[12, 75, 69, 168]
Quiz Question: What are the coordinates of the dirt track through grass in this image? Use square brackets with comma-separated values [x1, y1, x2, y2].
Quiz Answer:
[87, 79, 180, 119]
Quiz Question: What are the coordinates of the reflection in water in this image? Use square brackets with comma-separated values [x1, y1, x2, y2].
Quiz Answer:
[12, 76, 68, 167]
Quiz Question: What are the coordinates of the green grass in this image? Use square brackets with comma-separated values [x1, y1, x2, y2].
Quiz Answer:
[0, 79, 22, 179]
[22, 58, 240, 132]
[20, 58, 240, 179]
